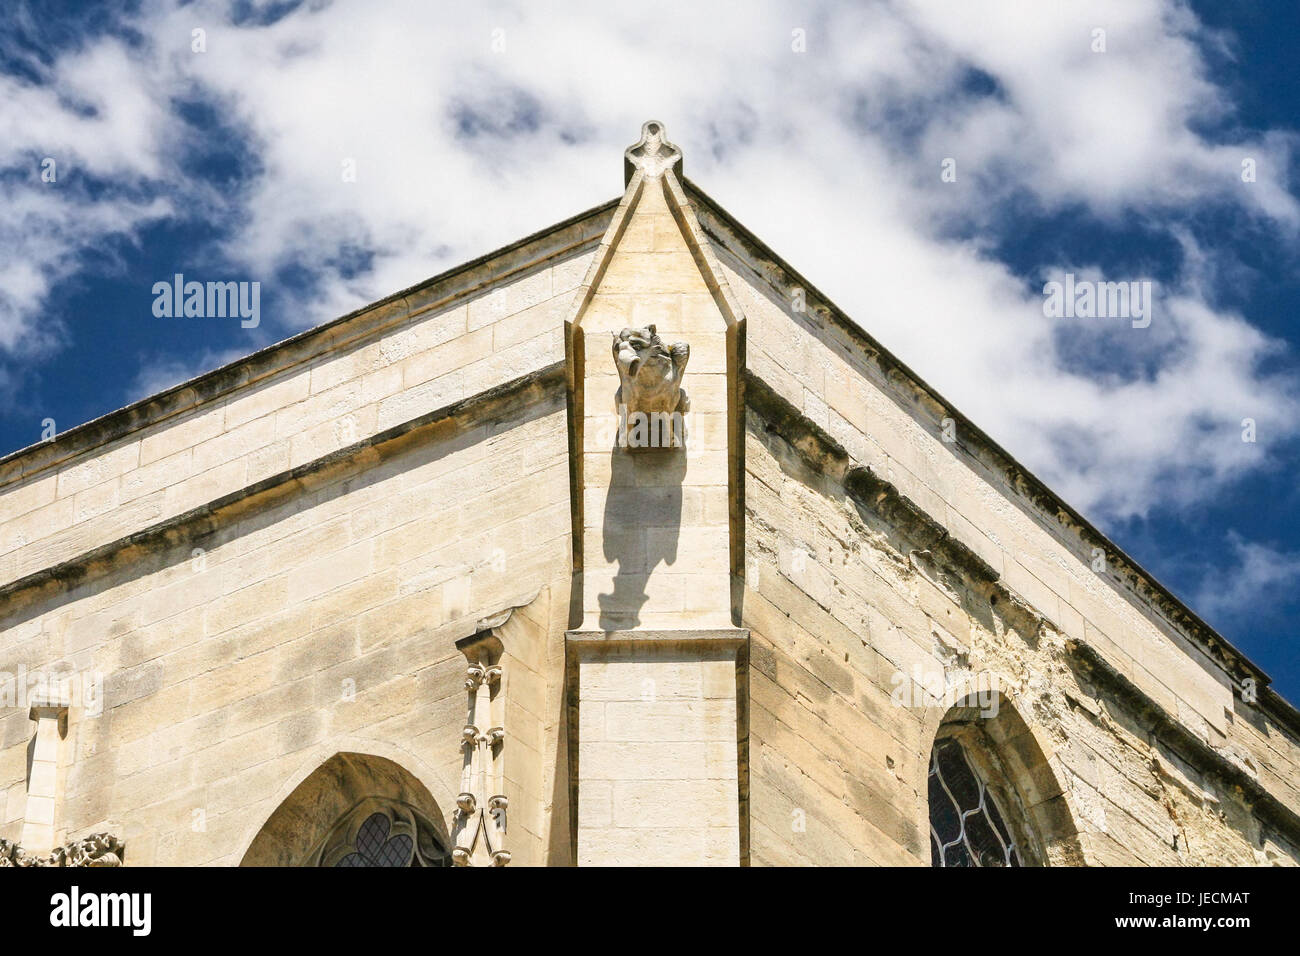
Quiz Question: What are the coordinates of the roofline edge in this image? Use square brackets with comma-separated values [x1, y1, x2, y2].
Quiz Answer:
[683, 176, 1300, 729]
[0, 197, 621, 489]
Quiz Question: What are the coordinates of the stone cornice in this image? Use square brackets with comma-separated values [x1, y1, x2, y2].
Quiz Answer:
[0, 364, 565, 615]
[1066, 638, 1300, 845]
[565, 628, 750, 649]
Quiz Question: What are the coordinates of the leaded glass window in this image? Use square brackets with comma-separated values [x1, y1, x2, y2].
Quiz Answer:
[315, 800, 450, 867]
[929, 736, 1022, 867]
[335, 812, 416, 867]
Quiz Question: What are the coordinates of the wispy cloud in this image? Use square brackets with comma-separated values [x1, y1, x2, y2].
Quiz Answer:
[1195, 531, 1300, 624]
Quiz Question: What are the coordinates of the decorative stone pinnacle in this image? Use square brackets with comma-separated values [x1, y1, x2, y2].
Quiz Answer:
[624, 120, 682, 185]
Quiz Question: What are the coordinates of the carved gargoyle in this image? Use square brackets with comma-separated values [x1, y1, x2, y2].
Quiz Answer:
[612, 325, 690, 415]
[612, 325, 689, 448]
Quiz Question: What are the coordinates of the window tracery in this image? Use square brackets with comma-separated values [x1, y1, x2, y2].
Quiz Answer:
[315, 799, 449, 868]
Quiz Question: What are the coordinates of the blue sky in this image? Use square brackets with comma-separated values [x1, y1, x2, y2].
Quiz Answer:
[1, 0, 1297, 701]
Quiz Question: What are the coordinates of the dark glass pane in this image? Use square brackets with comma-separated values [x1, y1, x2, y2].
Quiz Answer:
[962, 809, 1005, 866]
[928, 759, 962, 848]
[943, 841, 974, 868]
[354, 813, 390, 860]
[325, 809, 446, 867]
[981, 801, 1021, 866]
[928, 736, 1025, 867]
[374, 834, 413, 867]
[936, 740, 981, 813]
[987, 792, 1016, 847]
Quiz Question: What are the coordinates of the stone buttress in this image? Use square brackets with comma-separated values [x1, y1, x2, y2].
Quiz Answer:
[564, 122, 749, 865]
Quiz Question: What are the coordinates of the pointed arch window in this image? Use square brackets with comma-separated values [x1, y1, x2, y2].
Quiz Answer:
[929, 732, 1036, 867]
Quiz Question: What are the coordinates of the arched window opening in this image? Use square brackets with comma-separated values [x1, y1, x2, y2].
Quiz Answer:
[929, 727, 1042, 867]
[240, 752, 452, 867]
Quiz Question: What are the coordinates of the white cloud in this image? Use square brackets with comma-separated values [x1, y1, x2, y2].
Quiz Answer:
[1195, 533, 1300, 624]
[1, 0, 1297, 524]
[0, 33, 177, 354]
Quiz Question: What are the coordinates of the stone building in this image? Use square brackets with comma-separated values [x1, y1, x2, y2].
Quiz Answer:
[1, 122, 1297, 867]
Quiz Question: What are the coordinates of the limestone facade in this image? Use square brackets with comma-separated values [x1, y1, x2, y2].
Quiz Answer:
[0, 122, 1297, 867]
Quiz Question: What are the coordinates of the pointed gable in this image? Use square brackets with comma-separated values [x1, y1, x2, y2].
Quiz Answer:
[565, 122, 745, 631]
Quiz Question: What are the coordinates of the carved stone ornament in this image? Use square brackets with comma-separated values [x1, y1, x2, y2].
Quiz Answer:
[0, 832, 124, 867]
[613, 325, 690, 449]
[624, 120, 682, 184]
[452, 656, 509, 866]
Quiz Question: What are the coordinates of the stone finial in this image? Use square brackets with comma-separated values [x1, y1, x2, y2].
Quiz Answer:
[624, 120, 682, 184]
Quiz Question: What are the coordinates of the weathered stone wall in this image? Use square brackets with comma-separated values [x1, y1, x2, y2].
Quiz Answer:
[0, 239, 591, 864]
[0, 392, 572, 863]
[2, 171, 1297, 869]
[711, 224, 1300, 866]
